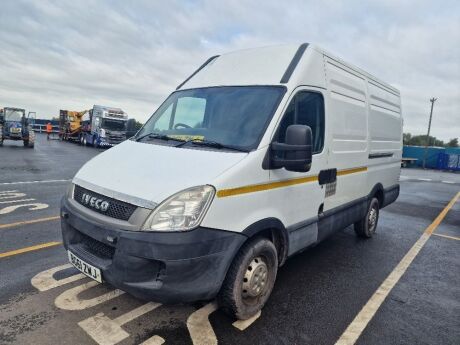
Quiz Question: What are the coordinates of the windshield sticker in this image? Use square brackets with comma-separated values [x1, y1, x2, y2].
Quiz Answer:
[169, 135, 205, 141]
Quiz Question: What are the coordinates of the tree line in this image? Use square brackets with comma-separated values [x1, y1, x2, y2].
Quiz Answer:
[403, 133, 459, 147]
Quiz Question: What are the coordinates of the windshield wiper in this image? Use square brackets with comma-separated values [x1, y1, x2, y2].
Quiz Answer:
[135, 133, 186, 142]
[188, 140, 248, 153]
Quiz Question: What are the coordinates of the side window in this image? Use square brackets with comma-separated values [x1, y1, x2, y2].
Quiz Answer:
[276, 91, 325, 154]
[153, 104, 173, 131]
[172, 97, 206, 129]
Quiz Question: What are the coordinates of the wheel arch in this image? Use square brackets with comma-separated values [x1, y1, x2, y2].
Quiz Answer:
[369, 183, 384, 206]
[241, 217, 289, 266]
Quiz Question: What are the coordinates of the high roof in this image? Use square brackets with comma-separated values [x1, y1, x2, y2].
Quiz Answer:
[178, 43, 399, 95]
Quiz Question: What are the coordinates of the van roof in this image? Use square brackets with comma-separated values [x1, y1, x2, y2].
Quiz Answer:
[178, 43, 399, 95]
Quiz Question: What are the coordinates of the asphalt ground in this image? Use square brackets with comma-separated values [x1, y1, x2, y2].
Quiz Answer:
[0, 134, 459, 345]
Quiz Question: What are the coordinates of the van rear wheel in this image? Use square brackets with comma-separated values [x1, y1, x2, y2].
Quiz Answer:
[218, 237, 278, 320]
[354, 197, 379, 238]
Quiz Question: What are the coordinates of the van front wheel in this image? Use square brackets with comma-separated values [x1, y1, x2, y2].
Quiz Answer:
[354, 197, 379, 238]
[218, 238, 278, 320]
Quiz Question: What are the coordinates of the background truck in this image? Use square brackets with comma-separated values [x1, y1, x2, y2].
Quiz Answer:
[59, 109, 89, 141]
[0, 107, 35, 148]
[80, 105, 128, 147]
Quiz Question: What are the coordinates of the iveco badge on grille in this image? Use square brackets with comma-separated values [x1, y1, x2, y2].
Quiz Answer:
[81, 193, 109, 212]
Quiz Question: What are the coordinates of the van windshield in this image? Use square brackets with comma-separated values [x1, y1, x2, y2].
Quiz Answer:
[136, 86, 285, 151]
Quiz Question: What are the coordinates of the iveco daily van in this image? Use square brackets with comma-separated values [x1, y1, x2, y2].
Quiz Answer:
[61, 43, 402, 320]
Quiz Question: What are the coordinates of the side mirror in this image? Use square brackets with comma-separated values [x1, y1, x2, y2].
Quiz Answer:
[271, 124, 313, 172]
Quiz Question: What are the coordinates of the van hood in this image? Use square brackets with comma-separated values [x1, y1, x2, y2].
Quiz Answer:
[72, 140, 246, 209]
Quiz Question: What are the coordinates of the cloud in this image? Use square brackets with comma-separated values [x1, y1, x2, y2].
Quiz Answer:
[0, 0, 459, 140]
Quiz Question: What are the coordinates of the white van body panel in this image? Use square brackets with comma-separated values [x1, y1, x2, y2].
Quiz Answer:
[182, 45, 299, 88]
[72, 140, 247, 208]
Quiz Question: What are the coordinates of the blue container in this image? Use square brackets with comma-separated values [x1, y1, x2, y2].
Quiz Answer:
[402, 146, 445, 168]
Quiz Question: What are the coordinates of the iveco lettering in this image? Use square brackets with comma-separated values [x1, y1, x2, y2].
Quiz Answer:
[61, 43, 402, 320]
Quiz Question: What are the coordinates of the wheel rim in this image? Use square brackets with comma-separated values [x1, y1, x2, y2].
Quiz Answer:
[242, 256, 269, 299]
[368, 205, 378, 233]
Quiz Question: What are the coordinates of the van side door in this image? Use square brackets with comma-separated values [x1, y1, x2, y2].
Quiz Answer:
[269, 88, 327, 256]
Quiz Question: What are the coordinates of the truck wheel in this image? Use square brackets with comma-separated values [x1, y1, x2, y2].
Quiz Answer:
[83, 136, 87, 146]
[354, 197, 379, 238]
[218, 237, 278, 320]
[23, 140, 29, 147]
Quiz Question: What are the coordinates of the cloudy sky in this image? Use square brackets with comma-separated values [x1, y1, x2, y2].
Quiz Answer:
[1, 0, 459, 141]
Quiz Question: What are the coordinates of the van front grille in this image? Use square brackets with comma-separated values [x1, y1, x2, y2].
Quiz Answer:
[74, 185, 137, 221]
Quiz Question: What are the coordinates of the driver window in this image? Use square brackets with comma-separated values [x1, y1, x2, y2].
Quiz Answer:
[276, 91, 325, 154]
[172, 97, 206, 129]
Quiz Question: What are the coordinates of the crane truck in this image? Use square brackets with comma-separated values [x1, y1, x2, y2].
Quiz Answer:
[59, 109, 89, 141]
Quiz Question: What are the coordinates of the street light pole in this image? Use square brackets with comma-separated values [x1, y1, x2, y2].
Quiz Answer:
[422, 97, 437, 169]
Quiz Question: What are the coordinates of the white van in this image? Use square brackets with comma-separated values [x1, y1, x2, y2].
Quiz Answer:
[61, 43, 402, 320]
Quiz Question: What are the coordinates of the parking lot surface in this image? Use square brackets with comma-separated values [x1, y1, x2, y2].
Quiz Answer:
[0, 134, 459, 345]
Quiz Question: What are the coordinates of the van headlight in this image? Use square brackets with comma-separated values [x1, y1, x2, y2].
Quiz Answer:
[142, 185, 215, 231]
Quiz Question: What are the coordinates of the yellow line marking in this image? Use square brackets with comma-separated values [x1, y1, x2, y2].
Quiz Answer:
[432, 233, 460, 241]
[335, 190, 460, 345]
[217, 166, 368, 198]
[337, 166, 367, 176]
[0, 215, 60, 229]
[217, 175, 318, 198]
[0, 241, 62, 259]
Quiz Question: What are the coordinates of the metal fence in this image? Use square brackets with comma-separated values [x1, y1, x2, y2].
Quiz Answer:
[32, 124, 60, 133]
[437, 153, 460, 171]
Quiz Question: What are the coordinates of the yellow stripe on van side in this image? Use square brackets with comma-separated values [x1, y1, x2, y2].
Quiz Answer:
[216, 175, 318, 198]
[216, 166, 368, 198]
[337, 166, 368, 176]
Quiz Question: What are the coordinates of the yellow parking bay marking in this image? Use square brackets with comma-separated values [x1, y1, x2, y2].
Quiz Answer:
[432, 233, 460, 241]
[0, 241, 61, 259]
[0, 215, 60, 229]
[335, 190, 460, 345]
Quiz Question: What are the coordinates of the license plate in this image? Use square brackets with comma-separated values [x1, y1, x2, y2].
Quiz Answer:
[68, 250, 102, 283]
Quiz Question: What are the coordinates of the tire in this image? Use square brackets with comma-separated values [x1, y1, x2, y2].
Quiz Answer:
[354, 197, 379, 238]
[83, 136, 87, 146]
[23, 140, 29, 147]
[218, 237, 278, 320]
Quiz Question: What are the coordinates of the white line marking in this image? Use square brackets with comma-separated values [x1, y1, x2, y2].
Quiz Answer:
[0, 198, 35, 204]
[140, 335, 165, 345]
[187, 302, 219, 345]
[0, 192, 27, 200]
[78, 302, 162, 345]
[232, 310, 261, 330]
[417, 178, 432, 181]
[0, 202, 48, 215]
[55, 280, 125, 310]
[31, 264, 85, 291]
[0, 179, 71, 185]
[335, 191, 460, 345]
[442, 181, 455, 184]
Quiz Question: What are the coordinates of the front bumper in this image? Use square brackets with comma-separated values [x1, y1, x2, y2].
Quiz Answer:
[60, 197, 246, 303]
